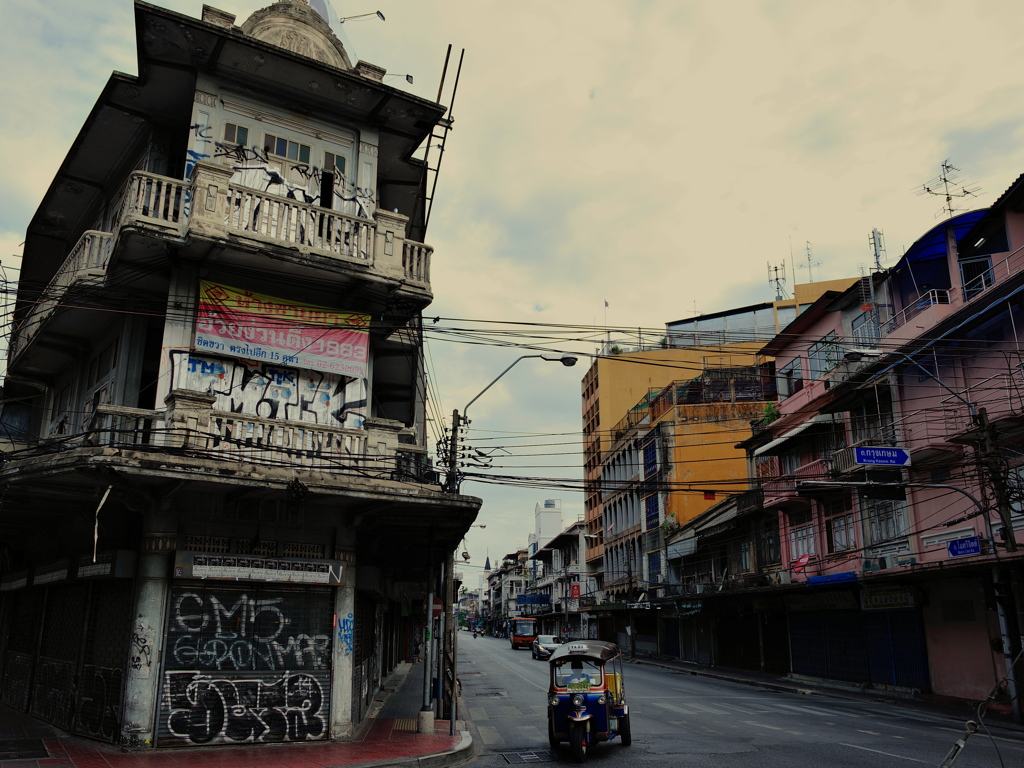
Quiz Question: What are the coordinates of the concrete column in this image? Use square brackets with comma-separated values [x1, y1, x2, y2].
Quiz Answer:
[330, 546, 357, 739]
[120, 504, 177, 749]
[154, 266, 198, 407]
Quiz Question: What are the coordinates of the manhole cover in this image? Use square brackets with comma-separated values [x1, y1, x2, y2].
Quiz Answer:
[0, 739, 48, 760]
[475, 691, 508, 697]
[503, 750, 555, 763]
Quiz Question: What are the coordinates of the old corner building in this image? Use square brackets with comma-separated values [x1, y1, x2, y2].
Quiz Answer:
[0, 0, 480, 749]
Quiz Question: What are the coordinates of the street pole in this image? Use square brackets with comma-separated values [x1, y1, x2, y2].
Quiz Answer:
[446, 410, 461, 493]
[418, 566, 435, 734]
[627, 543, 636, 661]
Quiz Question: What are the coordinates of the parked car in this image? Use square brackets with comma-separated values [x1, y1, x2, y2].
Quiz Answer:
[532, 634, 564, 660]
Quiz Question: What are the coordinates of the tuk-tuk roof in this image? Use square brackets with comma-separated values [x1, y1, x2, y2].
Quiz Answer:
[548, 640, 620, 663]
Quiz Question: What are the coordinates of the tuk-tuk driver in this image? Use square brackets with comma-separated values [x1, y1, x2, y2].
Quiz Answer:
[567, 661, 590, 686]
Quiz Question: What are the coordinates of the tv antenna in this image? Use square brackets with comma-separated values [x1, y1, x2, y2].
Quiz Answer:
[767, 262, 788, 301]
[918, 159, 981, 219]
[869, 228, 886, 272]
[797, 241, 822, 282]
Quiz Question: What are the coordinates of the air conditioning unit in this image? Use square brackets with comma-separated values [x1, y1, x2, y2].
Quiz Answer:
[862, 556, 888, 571]
[776, 571, 792, 585]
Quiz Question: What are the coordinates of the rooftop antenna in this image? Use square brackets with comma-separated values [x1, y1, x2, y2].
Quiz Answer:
[869, 228, 886, 272]
[767, 262, 788, 301]
[917, 159, 981, 219]
[797, 241, 822, 283]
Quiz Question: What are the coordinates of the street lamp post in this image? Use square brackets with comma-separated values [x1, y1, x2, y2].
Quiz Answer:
[445, 353, 578, 493]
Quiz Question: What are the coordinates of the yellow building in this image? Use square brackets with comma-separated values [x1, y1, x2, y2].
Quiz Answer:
[581, 280, 856, 602]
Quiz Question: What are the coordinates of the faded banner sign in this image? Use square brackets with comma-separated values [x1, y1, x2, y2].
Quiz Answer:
[195, 282, 369, 377]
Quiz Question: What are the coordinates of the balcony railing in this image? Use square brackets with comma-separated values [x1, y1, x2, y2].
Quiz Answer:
[12, 167, 434, 362]
[885, 289, 951, 335]
[11, 230, 113, 359]
[223, 185, 373, 264]
[77, 397, 438, 483]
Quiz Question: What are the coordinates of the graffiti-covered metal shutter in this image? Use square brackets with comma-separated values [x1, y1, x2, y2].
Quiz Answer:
[75, 580, 134, 741]
[1, 589, 41, 711]
[31, 583, 88, 730]
[158, 582, 333, 747]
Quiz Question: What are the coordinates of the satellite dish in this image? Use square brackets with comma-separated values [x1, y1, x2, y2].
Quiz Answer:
[462, 551, 471, 561]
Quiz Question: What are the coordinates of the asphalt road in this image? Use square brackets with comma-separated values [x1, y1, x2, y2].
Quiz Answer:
[455, 633, 1023, 767]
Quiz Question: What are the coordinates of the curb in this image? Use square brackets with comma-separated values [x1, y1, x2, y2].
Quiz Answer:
[339, 730, 475, 768]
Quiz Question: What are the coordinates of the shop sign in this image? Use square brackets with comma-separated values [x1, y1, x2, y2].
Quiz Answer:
[861, 586, 918, 611]
[173, 551, 345, 585]
[784, 591, 858, 611]
[0, 570, 28, 592]
[77, 550, 138, 579]
[516, 594, 550, 605]
[674, 600, 702, 617]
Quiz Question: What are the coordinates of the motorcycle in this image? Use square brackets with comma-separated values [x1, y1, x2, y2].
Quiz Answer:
[546, 640, 631, 762]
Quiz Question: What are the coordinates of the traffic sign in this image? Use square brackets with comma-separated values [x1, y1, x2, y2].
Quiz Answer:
[948, 537, 981, 558]
[854, 446, 911, 467]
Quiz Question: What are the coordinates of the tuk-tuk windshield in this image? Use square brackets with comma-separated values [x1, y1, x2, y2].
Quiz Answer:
[553, 658, 602, 690]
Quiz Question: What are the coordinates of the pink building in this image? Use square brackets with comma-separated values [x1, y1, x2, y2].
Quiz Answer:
[747, 195, 1024, 713]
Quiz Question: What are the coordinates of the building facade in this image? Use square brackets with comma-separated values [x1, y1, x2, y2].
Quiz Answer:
[0, 1, 479, 748]
[654, 192, 1024, 716]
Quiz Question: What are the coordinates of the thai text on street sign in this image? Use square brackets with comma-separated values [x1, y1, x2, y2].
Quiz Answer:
[853, 446, 911, 467]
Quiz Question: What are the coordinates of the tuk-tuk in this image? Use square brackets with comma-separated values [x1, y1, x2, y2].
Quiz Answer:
[546, 640, 631, 762]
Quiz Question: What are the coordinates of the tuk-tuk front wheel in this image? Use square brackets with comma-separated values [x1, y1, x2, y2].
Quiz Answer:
[570, 725, 588, 762]
[619, 713, 631, 747]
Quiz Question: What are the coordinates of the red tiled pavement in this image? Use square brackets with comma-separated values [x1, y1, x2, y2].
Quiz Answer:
[0, 719, 467, 768]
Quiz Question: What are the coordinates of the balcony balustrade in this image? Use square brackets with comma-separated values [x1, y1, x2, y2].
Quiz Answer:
[12, 166, 433, 362]
[79, 394, 431, 484]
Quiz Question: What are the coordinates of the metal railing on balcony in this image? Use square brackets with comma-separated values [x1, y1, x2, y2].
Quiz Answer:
[885, 289, 951, 335]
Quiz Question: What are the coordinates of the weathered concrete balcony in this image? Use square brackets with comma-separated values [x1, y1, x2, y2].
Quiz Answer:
[12, 230, 113, 359]
[11, 165, 434, 361]
[75, 392, 437, 487]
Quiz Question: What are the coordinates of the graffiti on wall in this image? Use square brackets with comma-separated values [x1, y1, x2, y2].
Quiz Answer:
[172, 351, 367, 429]
[76, 665, 123, 741]
[337, 612, 353, 657]
[184, 111, 375, 221]
[168, 590, 332, 672]
[162, 670, 328, 745]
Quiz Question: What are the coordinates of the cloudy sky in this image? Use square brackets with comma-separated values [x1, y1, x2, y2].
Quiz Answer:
[4, 0, 1024, 585]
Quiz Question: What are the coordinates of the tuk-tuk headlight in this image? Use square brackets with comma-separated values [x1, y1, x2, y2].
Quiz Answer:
[549, 695, 560, 707]
[571, 694, 585, 708]
[596, 695, 606, 705]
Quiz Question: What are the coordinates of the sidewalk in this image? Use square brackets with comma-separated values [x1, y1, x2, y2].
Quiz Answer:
[0, 661, 473, 768]
[630, 654, 1024, 735]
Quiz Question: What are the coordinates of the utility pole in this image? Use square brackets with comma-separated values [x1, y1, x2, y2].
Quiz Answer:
[446, 409, 461, 493]
[626, 543, 636, 661]
[976, 407, 1018, 552]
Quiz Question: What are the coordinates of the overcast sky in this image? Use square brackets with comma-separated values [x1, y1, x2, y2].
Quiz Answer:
[4, 0, 1024, 587]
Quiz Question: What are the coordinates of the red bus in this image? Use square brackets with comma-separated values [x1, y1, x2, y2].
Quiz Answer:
[510, 617, 537, 650]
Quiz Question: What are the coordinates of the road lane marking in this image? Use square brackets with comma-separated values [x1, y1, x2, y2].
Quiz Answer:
[743, 721, 803, 735]
[839, 743, 927, 763]
[773, 702, 852, 717]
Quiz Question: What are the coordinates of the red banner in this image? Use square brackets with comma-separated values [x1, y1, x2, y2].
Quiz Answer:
[194, 281, 369, 377]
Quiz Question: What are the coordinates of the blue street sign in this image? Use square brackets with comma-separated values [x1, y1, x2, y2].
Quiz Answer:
[854, 446, 911, 467]
[516, 594, 550, 605]
[947, 537, 981, 558]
